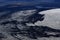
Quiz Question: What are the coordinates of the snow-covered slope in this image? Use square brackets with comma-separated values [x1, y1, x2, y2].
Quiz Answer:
[35, 8, 60, 29]
[0, 5, 60, 40]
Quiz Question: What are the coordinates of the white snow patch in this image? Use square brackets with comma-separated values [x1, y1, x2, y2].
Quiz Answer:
[35, 8, 60, 29]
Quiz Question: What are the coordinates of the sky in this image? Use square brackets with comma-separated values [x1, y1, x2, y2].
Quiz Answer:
[0, 0, 56, 5]
[0, 0, 58, 7]
[0, 0, 54, 2]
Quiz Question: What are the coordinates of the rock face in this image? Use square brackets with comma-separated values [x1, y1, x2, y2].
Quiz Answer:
[0, 5, 45, 40]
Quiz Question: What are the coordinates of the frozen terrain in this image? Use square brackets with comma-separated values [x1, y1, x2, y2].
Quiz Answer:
[0, 3, 60, 40]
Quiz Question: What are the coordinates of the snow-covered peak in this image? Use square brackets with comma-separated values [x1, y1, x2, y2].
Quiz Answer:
[35, 8, 60, 29]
